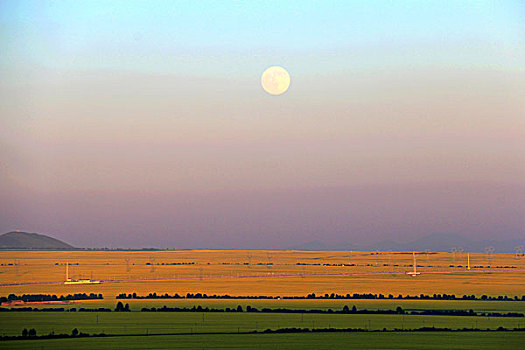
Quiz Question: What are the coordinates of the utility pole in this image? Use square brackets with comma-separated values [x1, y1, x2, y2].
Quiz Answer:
[125, 258, 131, 273]
[515, 246, 524, 259]
[406, 252, 420, 276]
[452, 247, 457, 265]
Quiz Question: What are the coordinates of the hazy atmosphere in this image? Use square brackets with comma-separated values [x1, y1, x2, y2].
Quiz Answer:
[1, 1, 524, 248]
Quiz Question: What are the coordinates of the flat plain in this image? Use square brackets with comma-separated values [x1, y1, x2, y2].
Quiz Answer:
[1, 312, 525, 336]
[1, 250, 524, 298]
[1, 250, 524, 349]
[1, 332, 525, 350]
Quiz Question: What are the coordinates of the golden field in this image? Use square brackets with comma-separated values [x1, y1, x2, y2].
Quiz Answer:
[1, 250, 524, 299]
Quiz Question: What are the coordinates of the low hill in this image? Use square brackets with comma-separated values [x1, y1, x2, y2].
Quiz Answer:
[0, 231, 75, 249]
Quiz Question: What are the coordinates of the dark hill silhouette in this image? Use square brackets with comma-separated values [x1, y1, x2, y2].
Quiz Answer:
[0, 231, 74, 249]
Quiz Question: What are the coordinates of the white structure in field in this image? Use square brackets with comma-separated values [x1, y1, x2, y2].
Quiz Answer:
[406, 252, 421, 276]
[64, 262, 101, 285]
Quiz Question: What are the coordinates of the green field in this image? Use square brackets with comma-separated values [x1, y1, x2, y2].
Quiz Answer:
[1, 312, 524, 337]
[1, 332, 524, 350]
[39, 298, 524, 313]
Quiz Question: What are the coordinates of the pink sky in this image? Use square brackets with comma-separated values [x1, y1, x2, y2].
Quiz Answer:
[1, 2, 524, 248]
[1, 69, 524, 248]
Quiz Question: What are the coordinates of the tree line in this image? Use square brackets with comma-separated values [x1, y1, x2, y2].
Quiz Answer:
[2, 326, 524, 341]
[0, 293, 103, 304]
[2, 303, 523, 317]
[3, 328, 98, 340]
[116, 292, 525, 301]
[138, 305, 524, 318]
[0, 302, 130, 313]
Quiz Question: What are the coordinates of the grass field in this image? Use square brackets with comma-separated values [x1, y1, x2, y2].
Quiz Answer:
[1, 312, 525, 337]
[18, 298, 523, 313]
[1, 332, 524, 350]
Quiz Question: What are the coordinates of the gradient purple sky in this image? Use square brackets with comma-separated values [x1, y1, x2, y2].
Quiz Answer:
[1, 1, 524, 248]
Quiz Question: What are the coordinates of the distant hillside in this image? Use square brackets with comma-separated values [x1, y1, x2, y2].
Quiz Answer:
[290, 233, 524, 253]
[365, 233, 524, 253]
[291, 240, 329, 251]
[0, 231, 75, 249]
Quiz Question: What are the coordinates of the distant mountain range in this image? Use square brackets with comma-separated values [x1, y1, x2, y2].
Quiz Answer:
[0, 231, 75, 249]
[1, 231, 522, 252]
[290, 233, 524, 253]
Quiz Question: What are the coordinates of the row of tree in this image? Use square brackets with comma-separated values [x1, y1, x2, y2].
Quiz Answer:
[3, 303, 522, 318]
[116, 292, 525, 301]
[1, 293, 103, 303]
[0, 304, 129, 312]
[5, 326, 523, 341]
[261, 326, 524, 334]
[138, 305, 524, 318]
[15, 328, 94, 339]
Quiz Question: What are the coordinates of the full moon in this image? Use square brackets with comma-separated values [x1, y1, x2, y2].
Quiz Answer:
[261, 66, 290, 95]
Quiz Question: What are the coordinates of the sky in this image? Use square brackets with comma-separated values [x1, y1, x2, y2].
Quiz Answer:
[1, 1, 524, 248]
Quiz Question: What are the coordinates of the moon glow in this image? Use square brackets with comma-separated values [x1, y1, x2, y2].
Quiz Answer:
[261, 66, 290, 95]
